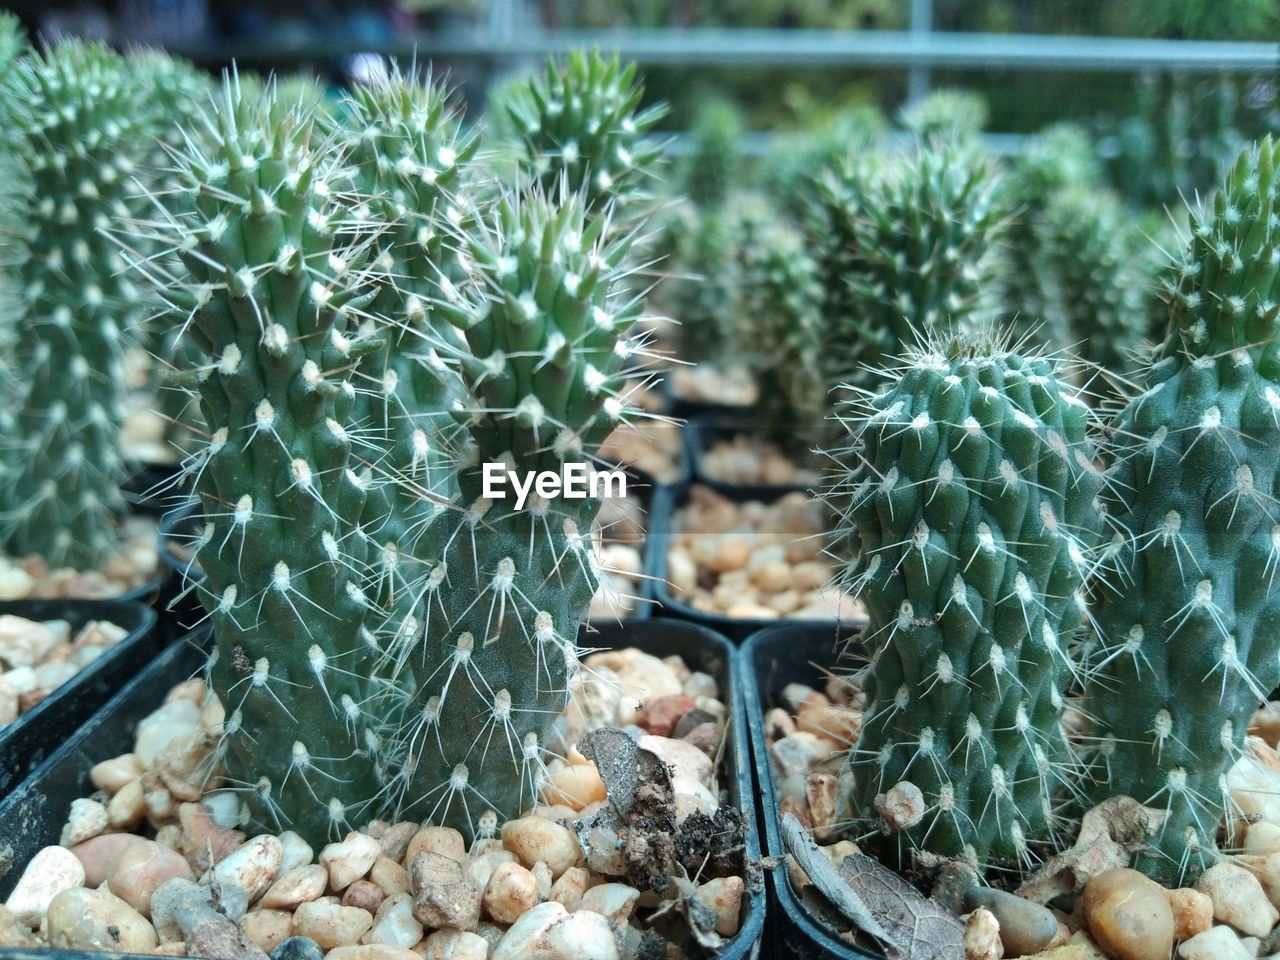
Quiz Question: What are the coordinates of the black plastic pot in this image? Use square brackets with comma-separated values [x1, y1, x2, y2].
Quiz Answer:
[0, 618, 764, 958]
[741, 622, 880, 960]
[687, 414, 819, 500]
[0, 598, 159, 797]
[648, 482, 854, 643]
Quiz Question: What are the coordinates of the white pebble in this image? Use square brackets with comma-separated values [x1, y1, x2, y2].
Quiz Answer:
[363, 892, 422, 948]
[422, 928, 490, 960]
[60, 797, 109, 846]
[212, 834, 283, 903]
[4, 845, 85, 927]
[1178, 924, 1253, 960]
[500, 817, 583, 879]
[491, 901, 619, 960]
[133, 699, 200, 768]
[1195, 862, 1279, 937]
[322, 832, 382, 891]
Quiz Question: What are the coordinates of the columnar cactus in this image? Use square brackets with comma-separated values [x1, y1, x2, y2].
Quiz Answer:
[820, 142, 1009, 387]
[394, 189, 649, 836]
[829, 336, 1105, 869]
[499, 50, 666, 218]
[0, 41, 160, 568]
[142, 79, 391, 845]
[1035, 187, 1150, 380]
[1083, 139, 1280, 883]
[681, 100, 743, 212]
[332, 71, 479, 623]
[741, 222, 825, 448]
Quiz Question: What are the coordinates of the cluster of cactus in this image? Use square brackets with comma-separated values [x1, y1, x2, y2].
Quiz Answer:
[125, 52, 663, 847]
[1080, 137, 1280, 883]
[897, 88, 989, 142]
[0, 39, 166, 569]
[827, 335, 1106, 867]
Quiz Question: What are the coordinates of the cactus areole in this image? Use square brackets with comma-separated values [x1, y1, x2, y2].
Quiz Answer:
[1084, 138, 1280, 884]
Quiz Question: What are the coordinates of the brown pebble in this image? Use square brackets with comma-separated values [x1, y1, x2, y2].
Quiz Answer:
[1163, 887, 1212, 941]
[1082, 868, 1174, 960]
[342, 879, 385, 914]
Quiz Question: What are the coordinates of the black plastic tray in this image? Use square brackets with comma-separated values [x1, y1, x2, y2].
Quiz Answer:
[648, 482, 854, 643]
[0, 598, 159, 797]
[687, 414, 820, 500]
[0, 618, 763, 959]
[740, 622, 880, 959]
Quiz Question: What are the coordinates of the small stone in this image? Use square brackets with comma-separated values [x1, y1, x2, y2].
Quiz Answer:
[770, 733, 837, 779]
[362, 892, 422, 948]
[186, 910, 269, 960]
[1082, 868, 1175, 960]
[343, 880, 385, 914]
[178, 802, 246, 872]
[278, 832, 314, 875]
[150, 877, 248, 944]
[370, 857, 411, 897]
[327, 947, 420, 960]
[60, 797, 109, 846]
[483, 862, 539, 924]
[291, 901, 374, 950]
[270, 935, 325, 960]
[640, 695, 697, 737]
[672, 775, 719, 823]
[963, 887, 1060, 957]
[135, 699, 201, 768]
[421, 928, 489, 960]
[322, 833, 382, 891]
[1247, 821, 1280, 856]
[548, 867, 588, 911]
[1194, 862, 1279, 937]
[376, 823, 417, 864]
[637, 734, 713, 786]
[875, 781, 926, 832]
[106, 839, 194, 918]
[693, 876, 743, 938]
[46, 886, 158, 952]
[242, 910, 294, 954]
[1177, 924, 1253, 960]
[531, 861, 552, 902]
[4, 845, 85, 927]
[1164, 887, 1213, 942]
[405, 826, 466, 866]
[500, 817, 583, 879]
[410, 851, 481, 931]
[491, 900, 619, 960]
[91, 753, 145, 793]
[542, 763, 607, 811]
[214, 834, 284, 903]
[964, 907, 1003, 960]
[107, 777, 147, 829]
[261, 865, 329, 911]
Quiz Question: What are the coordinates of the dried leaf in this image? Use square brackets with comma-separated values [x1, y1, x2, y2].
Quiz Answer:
[837, 853, 965, 960]
[781, 813, 964, 960]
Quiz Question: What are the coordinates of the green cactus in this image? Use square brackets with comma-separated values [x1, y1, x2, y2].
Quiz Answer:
[766, 100, 885, 219]
[498, 50, 667, 218]
[0, 11, 23, 74]
[393, 188, 647, 836]
[1034, 187, 1152, 381]
[670, 206, 743, 363]
[829, 334, 1105, 869]
[331, 70, 479, 627]
[142, 77, 391, 845]
[898, 89, 989, 142]
[1002, 123, 1101, 348]
[681, 99, 744, 211]
[820, 141, 1010, 387]
[1082, 139, 1280, 884]
[741, 221, 825, 450]
[0, 41, 162, 569]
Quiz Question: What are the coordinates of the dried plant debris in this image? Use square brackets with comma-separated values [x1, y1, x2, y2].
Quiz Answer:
[782, 813, 964, 959]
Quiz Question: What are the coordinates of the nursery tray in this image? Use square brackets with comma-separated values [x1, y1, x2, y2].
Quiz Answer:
[741, 622, 880, 960]
[687, 414, 820, 500]
[648, 482, 856, 643]
[159, 479, 666, 626]
[0, 598, 159, 798]
[0, 618, 764, 959]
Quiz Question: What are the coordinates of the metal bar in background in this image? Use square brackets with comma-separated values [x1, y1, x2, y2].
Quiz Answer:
[660, 130, 1030, 158]
[171, 28, 1280, 73]
[906, 0, 933, 105]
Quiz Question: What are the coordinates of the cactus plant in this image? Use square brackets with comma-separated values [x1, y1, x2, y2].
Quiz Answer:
[1034, 186, 1152, 381]
[330, 70, 479, 627]
[139, 77, 392, 845]
[681, 99, 744, 212]
[828, 333, 1106, 869]
[0, 40, 162, 569]
[1082, 138, 1280, 884]
[898, 89, 989, 142]
[498, 50, 667, 219]
[393, 187, 651, 836]
[818, 141, 1010, 388]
